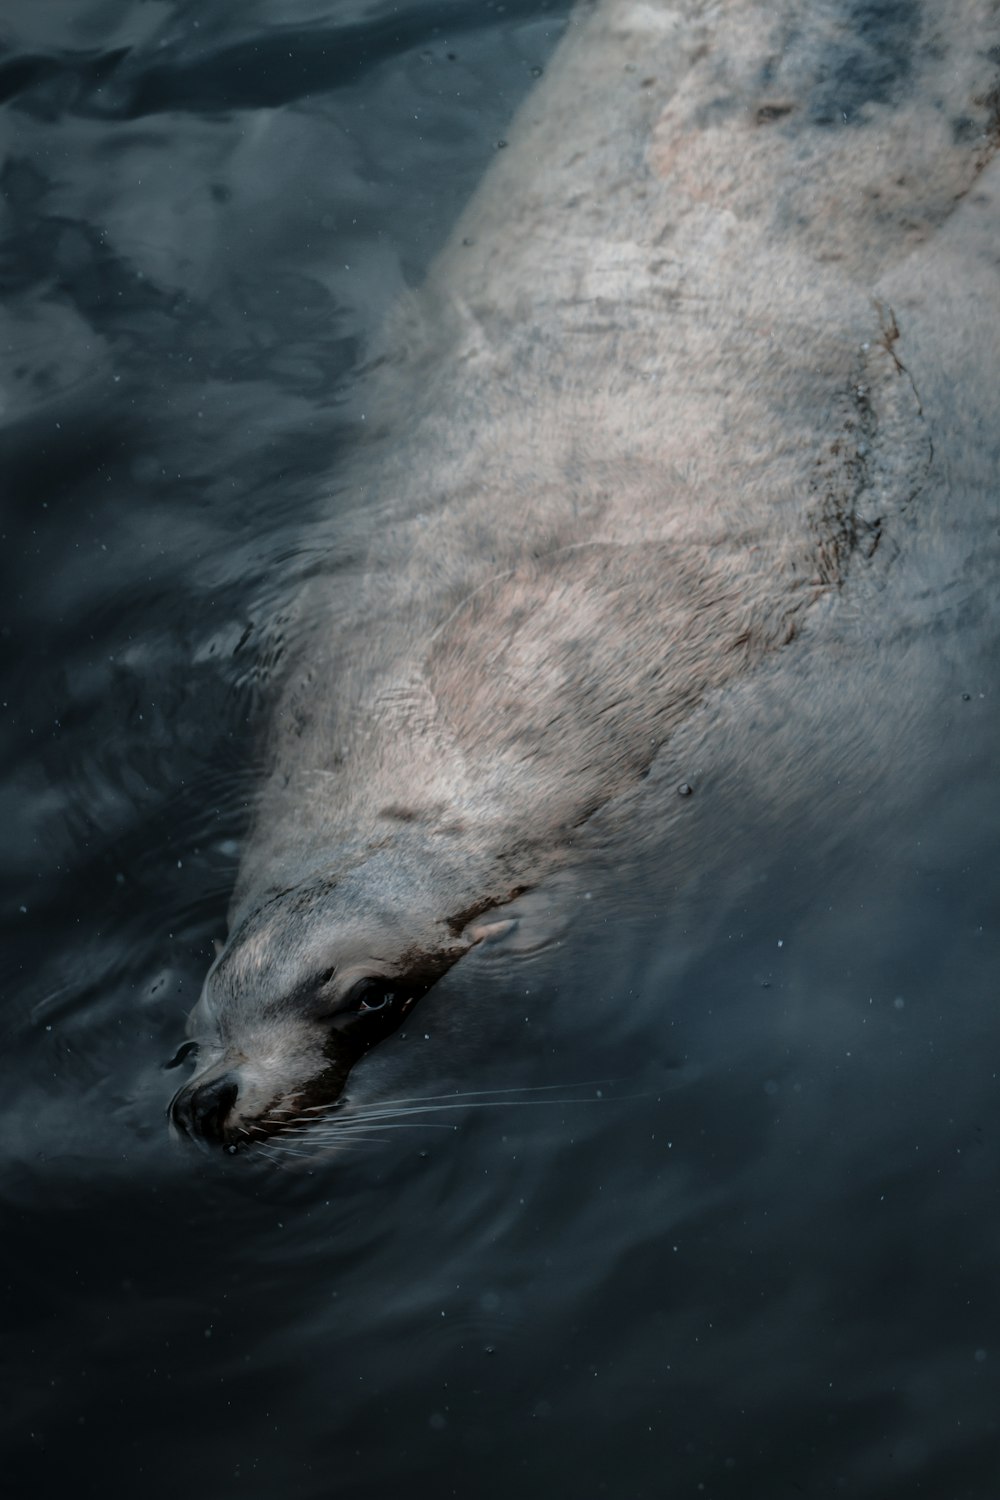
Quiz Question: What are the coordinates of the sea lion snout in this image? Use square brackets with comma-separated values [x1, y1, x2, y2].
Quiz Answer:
[170, 1071, 241, 1143]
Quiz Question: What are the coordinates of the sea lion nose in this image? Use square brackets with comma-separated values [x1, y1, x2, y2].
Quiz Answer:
[170, 1073, 240, 1142]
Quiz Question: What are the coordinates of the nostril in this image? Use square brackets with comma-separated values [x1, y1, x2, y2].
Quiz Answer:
[170, 1073, 240, 1142]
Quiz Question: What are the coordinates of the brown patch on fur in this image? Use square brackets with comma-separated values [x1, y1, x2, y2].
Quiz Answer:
[380, 804, 419, 822]
[810, 322, 931, 588]
[447, 887, 529, 937]
[755, 102, 795, 125]
[974, 80, 1000, 144]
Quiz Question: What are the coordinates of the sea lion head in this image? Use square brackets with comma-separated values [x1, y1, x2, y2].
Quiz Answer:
[167, 868, 485, 1151]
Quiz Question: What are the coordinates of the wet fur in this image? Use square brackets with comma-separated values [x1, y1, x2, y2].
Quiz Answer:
[175, 0, 1000, 1145]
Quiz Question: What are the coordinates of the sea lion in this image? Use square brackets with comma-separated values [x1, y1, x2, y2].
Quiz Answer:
[169, 0, 1000, 1148]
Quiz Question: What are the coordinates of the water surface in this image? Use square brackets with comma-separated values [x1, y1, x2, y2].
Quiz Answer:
[2, 2, 999, 1496]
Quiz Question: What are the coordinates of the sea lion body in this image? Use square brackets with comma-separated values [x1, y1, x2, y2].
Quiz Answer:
[170, 0, 1000, 1147]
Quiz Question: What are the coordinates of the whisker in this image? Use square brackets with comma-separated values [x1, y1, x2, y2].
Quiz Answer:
[252, 1144, 287, 1163]
[307, 1121, 461, 1138]
[264, 1135, 391, 1156]
[329, 1097, 617, 1127]
[276, 1081, 620, 1133]
[345, 1079, 621, 1113]
[229, 1076, 639, 1155]
[260, 1142, 325, 1159]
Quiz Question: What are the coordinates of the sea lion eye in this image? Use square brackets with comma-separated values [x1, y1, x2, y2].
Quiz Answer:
[345, 977, 395, 1013]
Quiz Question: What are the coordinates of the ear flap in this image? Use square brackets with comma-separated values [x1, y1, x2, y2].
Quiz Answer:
[466, 918, 517, 946]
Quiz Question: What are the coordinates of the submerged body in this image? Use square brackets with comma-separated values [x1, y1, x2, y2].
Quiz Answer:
[170, 0, 1000, 1148]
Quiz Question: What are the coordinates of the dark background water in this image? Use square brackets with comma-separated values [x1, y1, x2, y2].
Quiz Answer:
[2, 2, 999, 1496]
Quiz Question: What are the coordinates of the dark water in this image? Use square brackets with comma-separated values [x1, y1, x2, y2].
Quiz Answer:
[2, 2, 999, 1496]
